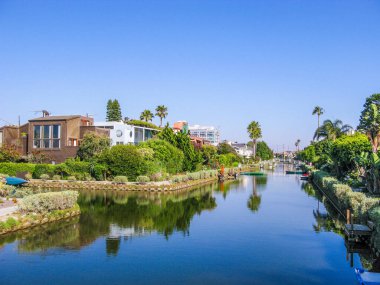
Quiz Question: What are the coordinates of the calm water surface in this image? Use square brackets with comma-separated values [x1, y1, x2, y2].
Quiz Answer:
[0, 166, 370, 284]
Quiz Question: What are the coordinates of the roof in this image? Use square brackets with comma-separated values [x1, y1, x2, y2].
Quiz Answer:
[29, 115, 83, 122]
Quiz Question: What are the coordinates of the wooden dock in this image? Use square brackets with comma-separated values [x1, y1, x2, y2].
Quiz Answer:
[344, 224, 373, 242]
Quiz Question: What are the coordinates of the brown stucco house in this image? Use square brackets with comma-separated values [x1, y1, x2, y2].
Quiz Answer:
[0, 115, 109, 163]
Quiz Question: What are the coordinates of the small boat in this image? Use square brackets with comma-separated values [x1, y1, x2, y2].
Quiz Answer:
[286, 171, 305, 175]
[355, 268, 380, 285]
[240, 172, 266, 176]
[5, 177, 28, 186]
[300, 175, 309, 181]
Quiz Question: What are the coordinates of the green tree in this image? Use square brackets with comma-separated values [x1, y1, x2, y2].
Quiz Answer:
[140, 139, 184, 174]
[247, 121, 262, 159]
[299, 145, 316, 163]
[155, 105, 168, 127]
[358, 94, 380, 153]
[217, 142, 237, 155]
[314, 119, 352, 141]
[312, 106, 324, 130]
[255, 141, 274, 160]
[77, 133, 111, 161]
[140, 110, 154, 122]
[0, 144, 20, 162]
[106, 99, 122, 121]
[201, 145, 218, 167]
[331, 133, 372, 178]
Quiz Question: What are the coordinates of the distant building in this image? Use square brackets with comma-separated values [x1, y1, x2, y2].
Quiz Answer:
[231, 142, 253, 158]
[173, 121, 188, 133]
[94, 121, 159, 146]
[188, 125, 220, 146]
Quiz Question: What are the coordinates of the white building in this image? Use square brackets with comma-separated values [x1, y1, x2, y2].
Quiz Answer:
[231, 142, 254, 158]
[188, 125, 220, 146]
[94, 121, 159, 146]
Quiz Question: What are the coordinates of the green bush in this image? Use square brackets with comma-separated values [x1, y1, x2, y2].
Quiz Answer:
[0, 184, 15, 197]
[33, 164, 55, 179]
[150, 172, 163, 182]
[0, 217, 20, 231]
[52, 175, 61, 180]
[67, 176, 77, 181]
[0, 163, 35, 176]
[100, 144, 155, 181]
[40, 174, 50, 180]
[136, 176, 150, 183]
[113, 176, 128, 183]
[19, 191, 79, 214]
[141, 139, 184, 174]
[25, 172, 32, 180]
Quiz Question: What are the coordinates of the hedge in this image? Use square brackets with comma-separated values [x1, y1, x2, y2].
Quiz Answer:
[0, 163, 35, 176]
[19, 191, 79, 214]
[313, 170, 379, 221]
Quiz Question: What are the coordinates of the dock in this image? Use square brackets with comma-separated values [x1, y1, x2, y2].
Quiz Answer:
[344, 224, 373, 242]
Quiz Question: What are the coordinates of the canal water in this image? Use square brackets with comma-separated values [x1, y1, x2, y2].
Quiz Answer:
[0, 166, 372, 284]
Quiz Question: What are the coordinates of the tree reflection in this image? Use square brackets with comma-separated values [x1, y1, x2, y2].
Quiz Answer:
[247, 176, 267, 213]
[0, 187, 217, 254]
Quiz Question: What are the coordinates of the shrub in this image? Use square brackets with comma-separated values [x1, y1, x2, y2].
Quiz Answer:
[33, 164, 55, 179]
[19, 191, 79, 214]
[136, 176, 150, 183]
[187, 172, 200, 180]
[52, 175, 61, 180]
[171, 175, 188, 183]
[0, 184, 15, 197]
[0, 217, 20, 231]
[0, 163, 35, 176]
[25, 172, 32, 180]
[40, 174, 50, 180]
[100, 144, 153, 181]
[67, 176, 77, 181]
[113, 176, 128, 183]
[150, 172, 163, 182]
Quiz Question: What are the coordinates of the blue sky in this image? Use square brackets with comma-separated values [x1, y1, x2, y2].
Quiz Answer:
[0, 0, 379, 150]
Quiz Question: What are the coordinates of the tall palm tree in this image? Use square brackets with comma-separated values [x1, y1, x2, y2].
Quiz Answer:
[313, 119, 352, 141]
[247, 121, 262, 159]
[140, 110, 154, 122]
[312, 106, 324, 130]
[295, 139, 301, 152]
[155, 105, 168, 127]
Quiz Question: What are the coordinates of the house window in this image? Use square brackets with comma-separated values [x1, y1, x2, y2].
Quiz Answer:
[33, 125, 61, 149]
[68, 138, 78, 147]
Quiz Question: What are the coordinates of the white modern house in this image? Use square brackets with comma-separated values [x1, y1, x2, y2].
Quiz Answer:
[94, 121, 159, 146]
[188, 125, 220, 146]
[231, 142, 254, 158]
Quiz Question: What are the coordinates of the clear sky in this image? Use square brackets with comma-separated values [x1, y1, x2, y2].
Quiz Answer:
[0, 0, 379, 151]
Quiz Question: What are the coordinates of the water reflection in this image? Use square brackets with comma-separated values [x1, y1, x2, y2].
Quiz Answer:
[247, 176, 267, 213]
[0, 186, 217, 255]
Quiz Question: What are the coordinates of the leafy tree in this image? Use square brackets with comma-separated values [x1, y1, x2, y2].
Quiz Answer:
[331, 133, 372, 178]
[158, 125, 202, 171]
[99, 145, 155, 180]
[155, 105, 168, 127]
[140, 110, 154, 122]
[299, 145, 316, 163]
[247, 121, 262, 158]
[312, 106, 324, 129]
[201, 145, 218, 167]
[256, 141, 274, 160]
[314, 119, 352, 141]
[140, 139, 184, 174]
[77, 133, 111, 161]
[358, 94, 380, 152]
[0, 144, 20, 162]
[217, 142, 237, 155]
[106, 99, 122, 121]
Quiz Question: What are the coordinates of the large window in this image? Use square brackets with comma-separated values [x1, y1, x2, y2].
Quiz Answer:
[33, 125, 61, 149]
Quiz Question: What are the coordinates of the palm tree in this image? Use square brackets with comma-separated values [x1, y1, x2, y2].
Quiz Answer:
[247, 121, 262, 159]
[295, 139, 301, 152]
[313, 119, 352, 141]
[155, 105, 168, 127]
[140, 110, 154, 122]
[358, 94, 380, 153]
[312, 106, 324, 130]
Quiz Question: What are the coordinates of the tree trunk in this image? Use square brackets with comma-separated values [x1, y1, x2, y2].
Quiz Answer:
[253, 140, 257, 159]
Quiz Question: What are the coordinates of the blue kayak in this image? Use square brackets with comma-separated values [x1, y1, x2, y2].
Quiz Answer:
[356, 268, 380, 285]
[5, 177, 28, 186]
